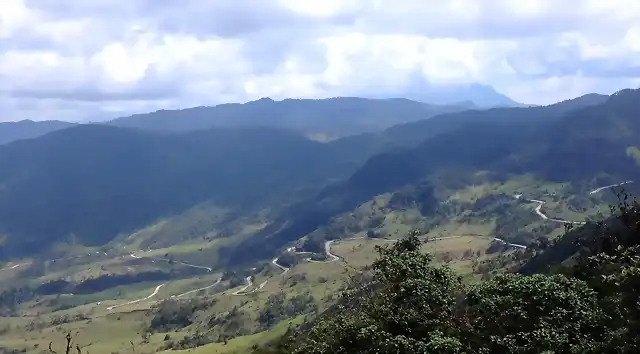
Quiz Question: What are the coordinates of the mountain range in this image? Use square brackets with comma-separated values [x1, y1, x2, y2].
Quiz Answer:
[0, 86, 526, 146]
[0, 87, 635, 262]
[221, 91, 637, 264]
[0, 98, 471, 146]
[0, 120, 76, 145]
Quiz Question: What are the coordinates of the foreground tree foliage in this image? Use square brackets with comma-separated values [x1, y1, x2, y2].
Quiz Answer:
[256, 195, 640, 354]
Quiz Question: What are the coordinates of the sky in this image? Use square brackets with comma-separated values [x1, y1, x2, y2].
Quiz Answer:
[0, 0, 639, 122]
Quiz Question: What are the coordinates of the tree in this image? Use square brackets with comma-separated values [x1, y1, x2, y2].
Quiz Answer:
[301, 237, 325, 253]
[568, 193, 640, 351]
[287, 230, 465, 354]
[276, 253, 297, 268]
[48, 332, 82, 354]
[460, 274, 608, 353]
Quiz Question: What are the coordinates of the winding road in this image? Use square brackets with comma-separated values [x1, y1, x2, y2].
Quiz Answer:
[527, 198, 586, 225]
[589, 180, 634, 195]
[271, 257, 290, 274]
[516, 180, 635, 226]
[104, 252, 216, 309]
[260, 233, 528, 295]
[305, 240, 341, 263]
[235, 234, 526, 296]
[231, 239, 360, 296]
[231, 276, 255, 295]
[172, 278, 221, 299]
[106, 283, 166, 311]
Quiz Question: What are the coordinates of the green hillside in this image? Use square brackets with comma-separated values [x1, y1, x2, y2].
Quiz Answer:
[229, 89, 640, 266]
[0, 89, 638, 354]
[0, 91, 613, 260]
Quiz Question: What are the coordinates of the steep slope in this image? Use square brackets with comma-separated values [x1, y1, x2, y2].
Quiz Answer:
[343, 89, 639, 194]
[225, 90, 640, 265]
[322, 92, 613, 166]
[378, 92, 610, 149]
[0, 91, 627, 261]
[0, 125, 360, 258]
[0, 120, 77, 145]
[107, 97, 467, 138]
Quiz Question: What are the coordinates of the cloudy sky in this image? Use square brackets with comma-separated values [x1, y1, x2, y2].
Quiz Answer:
[1, 0, 639, 122]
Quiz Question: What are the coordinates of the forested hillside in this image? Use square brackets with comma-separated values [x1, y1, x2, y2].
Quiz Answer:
[0, 125, 357, 257]
[0, 91, 616, 260]
[228, 89, 640, 266]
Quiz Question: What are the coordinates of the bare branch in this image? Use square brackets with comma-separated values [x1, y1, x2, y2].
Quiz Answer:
[48, 341, 57, 354]
[65, 332, 73, 354]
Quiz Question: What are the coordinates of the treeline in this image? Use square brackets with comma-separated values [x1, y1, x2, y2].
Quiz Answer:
[254, 195, 640, 353]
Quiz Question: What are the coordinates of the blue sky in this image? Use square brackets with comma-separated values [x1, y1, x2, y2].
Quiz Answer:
[0, 0, 639, 122]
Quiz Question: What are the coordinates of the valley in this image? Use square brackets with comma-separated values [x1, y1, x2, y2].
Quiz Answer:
[0, 232, 518, 353]
[0, 89, 639, 354]
[0, 178, 632, 353]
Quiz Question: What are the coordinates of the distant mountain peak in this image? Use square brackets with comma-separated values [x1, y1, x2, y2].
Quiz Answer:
[253, 97, 275, 103]
[547, 93, 609, 109]
[0, 119, 77, 145]
[357, 76, 524, 108]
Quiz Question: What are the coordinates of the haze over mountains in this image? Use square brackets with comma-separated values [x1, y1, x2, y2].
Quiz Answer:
[225, 89, 640, 264]
[361, 80, 527, 108]
[1, 86, 639, 354]
[0, 88, 635, 261]
[0, 86, 524, 146]
[0, 120, 77, 145]
[106, 97, 472, 139]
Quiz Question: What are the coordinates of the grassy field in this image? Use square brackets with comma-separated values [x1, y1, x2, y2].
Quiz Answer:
[0, 234, 505, 354]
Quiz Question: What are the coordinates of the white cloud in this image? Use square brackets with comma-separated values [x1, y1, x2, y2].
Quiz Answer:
[0, 0, 639, 122]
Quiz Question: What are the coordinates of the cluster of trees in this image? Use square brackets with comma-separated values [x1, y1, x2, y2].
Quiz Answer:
[258, 292, 318, 330]
[0, 287, 37, 316]
[164, 330, 214, 350]
[254, 194, 640, 353]
[149, 298, 212, 332]
[387, 182, 437, 216]
[207, 306, 253, 344]
[493, 207, 544, 244]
